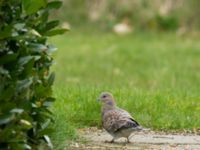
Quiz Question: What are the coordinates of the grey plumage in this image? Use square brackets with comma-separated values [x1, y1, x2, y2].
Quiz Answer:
[98, 92, 142, 143]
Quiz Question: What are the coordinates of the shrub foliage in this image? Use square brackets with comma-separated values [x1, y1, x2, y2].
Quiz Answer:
[0, 0, 66, 149]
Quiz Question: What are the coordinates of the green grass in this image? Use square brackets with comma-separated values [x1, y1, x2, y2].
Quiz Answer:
[49, 30, 200, 147]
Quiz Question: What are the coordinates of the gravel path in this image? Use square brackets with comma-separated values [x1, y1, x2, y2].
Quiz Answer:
[69, 128, 200, 150]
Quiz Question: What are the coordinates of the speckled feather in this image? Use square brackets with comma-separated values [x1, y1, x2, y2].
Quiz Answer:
[98, 92, 142, 141]
[102, 107, 140, 135]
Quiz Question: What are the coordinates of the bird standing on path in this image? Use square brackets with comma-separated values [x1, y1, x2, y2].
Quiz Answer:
[97, 92, 142, 143]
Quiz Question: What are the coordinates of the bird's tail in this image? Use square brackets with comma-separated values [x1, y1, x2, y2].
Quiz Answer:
[131, 125, 143, 131]
[135, 125, 151, 132]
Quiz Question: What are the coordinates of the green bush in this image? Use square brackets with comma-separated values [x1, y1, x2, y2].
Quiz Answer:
[0, 0, 67, 149]
[156, 15, 179, 31]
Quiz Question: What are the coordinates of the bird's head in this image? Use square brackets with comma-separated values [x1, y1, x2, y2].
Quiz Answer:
[97, 92, 115, 107]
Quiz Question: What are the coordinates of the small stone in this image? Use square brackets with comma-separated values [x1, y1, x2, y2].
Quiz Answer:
[75, 143, 79, 148]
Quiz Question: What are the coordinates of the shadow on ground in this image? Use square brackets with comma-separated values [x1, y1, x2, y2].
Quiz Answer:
[69, 128, 200, 150]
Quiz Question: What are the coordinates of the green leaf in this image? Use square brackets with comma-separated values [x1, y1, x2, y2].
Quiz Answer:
[29, 43, 47, 52]
[47, 1, 62, 10]
[45, 97, 55, 102]
[0, 25, 12, 39]
[14, 23, 25, 30]
[10, 143, 26, 150]
[20, 119, 32, 129]
[41, 119, 51, 130]
[0, 53, 18, 65]
[18, 56, 35, 77]
[44, 135, 53, 149]
[46, 20, 59, 31]
[21, 58, 34, 77]
[0, 114, 14, 125]
[47, 72, 55, 86]
[17, 78, 33, 92]
[10, 108, 24, 114]
[34, 85, 48, 97]
[18, 56, 33, 66]
[30, 29, 41, 37]
[43, 107, 53, 116]
[0, 102, 16, 113]
[23, 144, 31, 150]
[0, 127, 14, 142]
[47, 45, 57, 54]
[45, 28, 68, 36]
[0, 67, 10, 78]
[0, 87, 15, 101]
[37, 129, 53, 138]
[43, 101, 54, 107]
[22, 0, 47, 15]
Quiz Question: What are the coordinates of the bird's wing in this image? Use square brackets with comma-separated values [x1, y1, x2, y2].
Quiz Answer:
[102, 108, 140, 133]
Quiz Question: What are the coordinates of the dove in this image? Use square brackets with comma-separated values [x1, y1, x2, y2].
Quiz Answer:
[97, 92, 142, 143]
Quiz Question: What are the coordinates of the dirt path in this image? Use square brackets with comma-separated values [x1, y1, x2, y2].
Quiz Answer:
[69, 128, 200, 150]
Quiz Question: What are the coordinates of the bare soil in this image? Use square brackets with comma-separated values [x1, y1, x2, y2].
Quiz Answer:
[68, 127, 200, 150]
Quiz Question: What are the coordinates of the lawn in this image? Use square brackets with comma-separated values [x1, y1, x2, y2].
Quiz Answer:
[49, 30, 200, 148]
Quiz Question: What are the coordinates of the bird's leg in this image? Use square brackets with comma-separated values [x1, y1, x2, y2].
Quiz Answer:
[110, 138, 114, 143]
[127, 137, 130, 143]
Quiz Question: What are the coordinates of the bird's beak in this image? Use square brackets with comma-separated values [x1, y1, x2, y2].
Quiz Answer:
[96, 98, 100, 102]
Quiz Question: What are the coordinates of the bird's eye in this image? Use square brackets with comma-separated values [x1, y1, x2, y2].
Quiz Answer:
[103, 95, 107, 98]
